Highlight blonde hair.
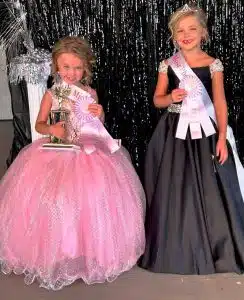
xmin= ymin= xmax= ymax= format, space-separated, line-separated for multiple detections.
xmin=169 ymin=4 xmax=209 ymax=41
xmin=52 ymin=36 xmax=95 ymax=85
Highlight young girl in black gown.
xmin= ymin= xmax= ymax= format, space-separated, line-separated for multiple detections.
xmin=139 ymin=4 xmax=244 ymax=275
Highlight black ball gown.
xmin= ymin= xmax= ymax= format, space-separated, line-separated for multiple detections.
xmin=139 ymin=62 xmax=244 ymax=275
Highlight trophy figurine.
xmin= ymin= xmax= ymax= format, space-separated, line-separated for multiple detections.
xmin=49 ymin=83 xmax=71 ymax=144
xmin=41 ymin=82 xmax=80 ymax=150
xmin=49 ymin=109 xmax=69 ymax=144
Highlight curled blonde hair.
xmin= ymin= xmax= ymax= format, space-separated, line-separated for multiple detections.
xmin=52 ymin=36 xmax=95 ymax=85
xmin=169 ymin=4 xmax=209 ymax=41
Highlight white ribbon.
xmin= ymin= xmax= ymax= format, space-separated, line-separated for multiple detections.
xmin=57 ymin=82 xmax=120 ymax=155
xmin=168 ymin=52 xmax=216 ymax=140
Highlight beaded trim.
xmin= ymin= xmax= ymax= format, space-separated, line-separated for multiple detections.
xmin=209 ymin=59 xmax=224 ymax=77
xmin=167 ymin=103 xmax=182 ymax=113
xmin=159 ymin=60 xmax=168 ymax=73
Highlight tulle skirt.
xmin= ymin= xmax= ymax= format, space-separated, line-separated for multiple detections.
xmin=0 ymin=138 xmax=145 ymax=290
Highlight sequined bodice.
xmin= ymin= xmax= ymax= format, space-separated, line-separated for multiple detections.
xmin=158 ymin=58 xmax=224 ymax=102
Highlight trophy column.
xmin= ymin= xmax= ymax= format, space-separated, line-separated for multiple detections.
xmin=49 ymin=109 xmax=69 ymax=144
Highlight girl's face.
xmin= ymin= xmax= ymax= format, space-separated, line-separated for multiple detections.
xmin=57 ymin=53 xmax=85 ymax=85
xmin=174 ymin=15 xmax=206 ymax=51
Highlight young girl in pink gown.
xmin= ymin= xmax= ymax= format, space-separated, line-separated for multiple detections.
xmin=0 ymin=36 xmax=145 ymax=290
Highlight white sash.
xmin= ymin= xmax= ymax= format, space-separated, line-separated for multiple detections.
xmin=168 ymin=52 xmax=216 ymax=140
xmin=168 ymin=52 xmax=244 ymax=198
xmin=54 ymin=81 xmax=120 ymax=154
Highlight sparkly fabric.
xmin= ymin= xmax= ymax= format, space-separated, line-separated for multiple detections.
xmin=0 ymin=89 xmax=146 ymax=290
xmin=8 ymin=49 xmax=51 ymax=85
xmin=209 ymin=59 xmax=224 ymax=77
xmin=167 ymin=103 xmax=181 ymax=113
xmin=159 ymin=60 xmax=168 ymax=73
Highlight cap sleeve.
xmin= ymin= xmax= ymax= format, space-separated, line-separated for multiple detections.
xmin=159 ymin=60 xmax=168 ymax=73
xmin=210 ymin=59 xmax=224 ymax=77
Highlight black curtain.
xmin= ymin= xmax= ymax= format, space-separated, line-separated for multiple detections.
xmin=6 ymin=0 xmax=244 ymax=178
xmin=6 ymin=80 xmax=31 ymax=167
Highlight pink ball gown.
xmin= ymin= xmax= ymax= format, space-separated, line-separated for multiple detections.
xmin=0 ymin=86 xmax=145 ymax=290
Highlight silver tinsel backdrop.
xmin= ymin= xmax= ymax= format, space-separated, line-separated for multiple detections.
xmin=14 ymin=0 xmax=244 ymax=176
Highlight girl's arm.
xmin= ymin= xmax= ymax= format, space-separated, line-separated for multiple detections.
xmin=88 ymin=88 xmax=105 ymax=123
xmin=212 ymin=71 xmax=228 ymax=140
xmin=153 ymin=72 xmax=173 ymax=108
xmin=211 ymin=61 xmax=228 ymax=164
xmin=35 ymin=91 xmax=65 ymax=138
xmin=153 ymin=60 xmax=187 ymax=108
xmin=35 ymin=91 xmax=53 ymax=135
xmin=153 ymin=72 xmax=172 ymax=108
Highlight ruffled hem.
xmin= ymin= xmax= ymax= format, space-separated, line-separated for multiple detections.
xmin=0 ymin=251 xmax=143 ymax=290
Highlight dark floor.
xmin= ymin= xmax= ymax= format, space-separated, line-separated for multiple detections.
xmin=1 ymin=120 xmax=244 ymax=299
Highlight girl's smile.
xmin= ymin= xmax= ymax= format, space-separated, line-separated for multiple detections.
xmin=57 ymin=53 xmax=85 ymax=85
xmin=174 ymin=15 xmax=206 ymax=51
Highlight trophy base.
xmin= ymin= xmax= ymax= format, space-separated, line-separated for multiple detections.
xmin=41 ymin=143 xmax=81 ymax=151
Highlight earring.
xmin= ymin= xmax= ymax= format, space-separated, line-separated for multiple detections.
xmin=201 ymin=37 xmax=208 ymax=48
